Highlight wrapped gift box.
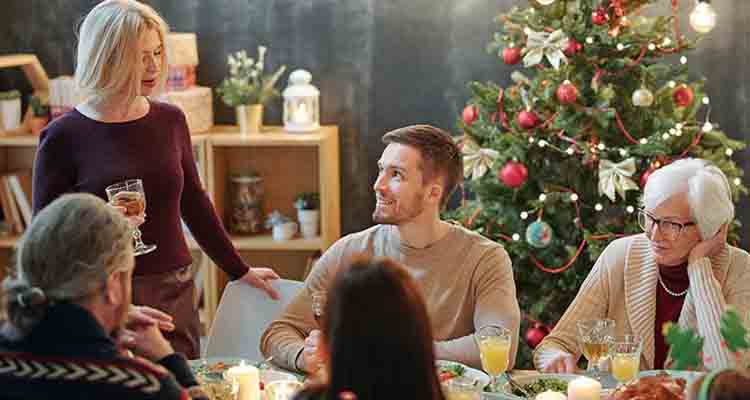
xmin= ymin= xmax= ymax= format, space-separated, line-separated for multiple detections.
xmin=167 ymin=33 xmax=199 ymax=91
xmin=159 ymin=86 xmax=213 ymax=133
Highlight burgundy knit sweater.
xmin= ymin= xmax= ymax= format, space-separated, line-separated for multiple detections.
xmin=32 ymin=101 xmax=247 ymax=279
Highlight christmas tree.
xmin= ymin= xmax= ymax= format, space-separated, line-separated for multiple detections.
xmin=450 ymin=0 xmax=747 ymax=368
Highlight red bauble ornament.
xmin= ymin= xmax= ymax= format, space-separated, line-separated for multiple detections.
xmin=592 ymin=7 xmax=609 ymax=25
xmin=673 ymin=85 xmax=695 ymax=107
xmin=503 ymin=47 xmax=522 ymax=65
xmin=462 ymin=105 xmax=478 ymax=126
xmin=556 ymin=81 xmax=578 ymax=104
xmin=498 ymin=161 xmax=528 ymax=188
xmin=564 ymin=38 xmax=583 ymax=56
xmin=517 ymin=110 xmax=539 ymax=129
xmin=525 ymin=323 xmax=551 ymax=349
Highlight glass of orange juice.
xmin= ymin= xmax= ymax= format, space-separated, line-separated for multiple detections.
xmin=474 ymin=325 xmax=512 ymax=388
xmin=610 ymin=335 xmax=642 ymax=385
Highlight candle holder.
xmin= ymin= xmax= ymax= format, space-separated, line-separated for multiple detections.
xmin=282 ymin=69 xmax=319 ymax=132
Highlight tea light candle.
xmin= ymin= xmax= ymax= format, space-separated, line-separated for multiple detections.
xmin=567 ymin=376 xmax=600 ymax=400
xmin=291 ymin=103 xmax=310 ymax=125
xmin=536 ymin=390 xmax=567 ymax=400
xmin=225 ymin=362 xmax=260 ymax=400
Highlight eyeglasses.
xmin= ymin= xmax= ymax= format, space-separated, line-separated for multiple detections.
xmin=637 ymin=209 xmax=696 ymax=241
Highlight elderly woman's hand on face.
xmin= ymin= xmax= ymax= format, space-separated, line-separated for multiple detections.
xmin=689 ymin=223 xmax=728 ymax=264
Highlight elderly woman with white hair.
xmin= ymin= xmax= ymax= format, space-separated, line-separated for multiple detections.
xmin=534 ymin=158 xmax=750 ymax=372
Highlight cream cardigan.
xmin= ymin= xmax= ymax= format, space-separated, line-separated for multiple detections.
xmin=534 ymin=234 xmax=750 ymax=371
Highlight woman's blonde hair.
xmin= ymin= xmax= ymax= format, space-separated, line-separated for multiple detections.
xmin=74 ymin=0 xmax=169 ymax=104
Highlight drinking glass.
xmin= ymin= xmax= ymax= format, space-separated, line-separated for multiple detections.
xmin=441 ymin=376 xmax=482 ymax=400
xmin=311 ymin=291 xmax=326 ymax=325
xmin=576 ymin=319 xmax=615 ymax=378
xmin=474 ymin=325 xmax=512 ymax=389
xmin=105 ymin=179 xmax=157 ymax=256
xmin=610 ymin=335 xmax=642 ymax=385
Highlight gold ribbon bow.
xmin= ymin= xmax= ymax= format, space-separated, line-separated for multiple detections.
xmin=598 ymin=157 xmax=640 ymax=202
xmin=462 ymin=138 xmax=499 ymax=180
xmin=523 ymin=29 xmax=568 ymax=70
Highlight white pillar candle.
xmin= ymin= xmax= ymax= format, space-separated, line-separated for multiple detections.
xmin=225 ymin=362 xmax=260 ymax=400
xmin=567 ymin=376 xmax=600 ymax=400
xmin=535 ymin=390 xmax=567 ymax=400
xmin=292 ymin=103 xmax=310 ymax=125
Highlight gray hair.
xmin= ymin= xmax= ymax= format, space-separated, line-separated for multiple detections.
xmin=641 ymin=158 xmax=734 ymax=240
xmin=2 ymin=193 xmax=133 ymax=337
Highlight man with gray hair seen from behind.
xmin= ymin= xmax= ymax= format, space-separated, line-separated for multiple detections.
xmin=0 ymin=193 xmax=208 ymax=400
xmin=261 ymin=124 xmax=521 ymax=373
xmin=535 ymin=158 xmax=750 ymax=373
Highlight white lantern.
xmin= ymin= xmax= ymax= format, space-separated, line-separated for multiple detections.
xmin=283 ymin=69 xmax=320 ymax=132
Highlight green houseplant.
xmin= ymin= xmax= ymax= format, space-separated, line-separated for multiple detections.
xmin=28 ymin=94 xmax=50 ymax=135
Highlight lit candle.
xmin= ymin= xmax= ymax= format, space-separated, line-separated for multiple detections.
xmin=536 ymin=390 xmax=567 ymax=400
xmin=567 ymin=376 xmax=600 ymax=400
xmin=225 ymin=361 xmax=260 ymax=400
xmin=292 ymin=103 xmax=310 ymax=125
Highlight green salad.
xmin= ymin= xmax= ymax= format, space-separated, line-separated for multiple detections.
xmin=512 ymin=378 xmax=568 ymax=397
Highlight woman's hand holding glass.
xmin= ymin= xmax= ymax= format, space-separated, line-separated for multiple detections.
xmin=105 ymin=179 xmax=156 ymax=256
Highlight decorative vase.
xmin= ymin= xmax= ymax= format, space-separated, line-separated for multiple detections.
xmin=297 ymin=209 xmax=320 ymax=239
xmin=236 ymin=104 xmax=263 ymax=135
xmin=0 ymin=98 xmax=21 ymax=131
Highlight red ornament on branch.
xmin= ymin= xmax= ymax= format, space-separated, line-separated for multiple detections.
xmin=673 ymin=85 xmax=694 ymax=107
xmin=556 ymin=81 xmax=578 ymax=104
xmin=517 ymin=110 xmax=539 ymax=130
xmin=462 ymin=105 xmax=478 ymax=126
xmin=564 ymin=38 xmax=583 ymax=56
xmin=525 ymin=322 xmax=551 ymax=349
xmin=592 ymin=7 xmax=609 ymax=25
xmin=503 ymin=47 xmax=522 ymax=65
xmin=498 ymin=161 xmax=528 ymax=188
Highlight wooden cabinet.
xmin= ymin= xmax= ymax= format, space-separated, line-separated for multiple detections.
xmin=0 ymin=126 xmax=341 ymax=330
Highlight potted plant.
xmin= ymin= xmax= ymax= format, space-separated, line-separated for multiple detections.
xmin=294 ymin=192 xmax=320 ymax=239
xmin=0 ymin=90 xmax=22 ymax=131
xmin=216 ymin=46 xmax=286 ymax=135
xmin=28 ymin=94 xmax=50 ymax=135
xmin=265 ymin=210 xmax=297 ymax=241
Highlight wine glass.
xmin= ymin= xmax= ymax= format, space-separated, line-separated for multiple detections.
xmin=474 ymin=325 xmax=512 ymax=390
xmin=311 ymin=291 xmax=326 ymax=325
xmin=442 ymin=376 xmax=482 ymax=400
xmin=610 ymin=335 xmax=642 ymax=386
xmin=105 ymin=179 xmax=157 ymax=256
xmin=576 ymin=319 xmax=615 ymax=379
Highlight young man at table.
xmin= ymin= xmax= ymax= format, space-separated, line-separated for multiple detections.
xmin=260 ymin=124 xmax=521 ymax=373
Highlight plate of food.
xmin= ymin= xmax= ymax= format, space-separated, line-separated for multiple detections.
xmin=189 ymin=357 xmax=299 ymax=387
xmin=609 ymin=370 xmax=702 ymax=399
xmin=491 ymin=373 xmax=577 ymax=399
xmin=436 ymin=360 xmax=491 ymax=389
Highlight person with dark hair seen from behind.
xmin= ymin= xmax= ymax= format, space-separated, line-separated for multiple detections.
xmin=0 ymin=193 xmax=207 ymax=399
xmin=687 ymin=369 xmax=750 ymax=400
xmin=293 ymin=256 xmax=446 ymax=400
xmin=32 ymin=0 xmax=279 ymax=359
xmin=262 ymin=124 xmax=520 ymax=373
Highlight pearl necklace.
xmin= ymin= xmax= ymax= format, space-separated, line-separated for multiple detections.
xmin=657 ymin=270 xmax=688 ymax=297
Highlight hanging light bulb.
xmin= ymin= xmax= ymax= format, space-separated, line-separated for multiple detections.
xmin=537 ymin=0 xmax=556 ymax=5
xmin=690 ymin=1 xmax=717 ymax=33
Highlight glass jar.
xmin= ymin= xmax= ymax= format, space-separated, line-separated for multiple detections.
xmin=229 ymin=174 xmax=264 ymax=234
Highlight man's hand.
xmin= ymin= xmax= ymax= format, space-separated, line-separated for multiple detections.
xmin=298 ymin=329 xmax=324 ymax=373
xmin=689 ymin=223 xmax=728 ymax=264
xmin=540 ymin=352 xmax=577 ymax=373
xmin=127 ymin=305 xmax=175 ymax=332
xmin=128 ymin=323 xmax=175 ymax=361
xmin=239 ymin=268 xmax=281 ymax=299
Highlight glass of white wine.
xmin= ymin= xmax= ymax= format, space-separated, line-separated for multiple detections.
xmin=576 ymin=319 xmax=615 ymax=378
xmin=105 ymin=179 xmax=156 ymax=256
xmin=474 ymin=325 xmax=512 ymax=390
xmin=610 ymin=335 xmax=642 ymax=386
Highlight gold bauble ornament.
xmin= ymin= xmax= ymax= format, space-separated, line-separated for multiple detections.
xmin=632 ymin=87 xmax=654 ymax=107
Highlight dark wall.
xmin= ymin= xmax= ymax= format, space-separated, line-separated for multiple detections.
xmin=1 ymin=0 xmax=749 ymax=244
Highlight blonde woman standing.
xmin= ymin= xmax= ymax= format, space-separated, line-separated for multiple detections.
xmin=32 ymin=0 xmax=279 ymax=359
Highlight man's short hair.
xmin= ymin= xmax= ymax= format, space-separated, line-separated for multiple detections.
xmin=382 ymin=125 xmax=462 ymax=208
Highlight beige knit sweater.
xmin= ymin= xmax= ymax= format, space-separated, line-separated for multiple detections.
xmin=534 ymin=234 xmax=750 ymax=371
xmin=260 ymin=223 xmax=521 ymax=371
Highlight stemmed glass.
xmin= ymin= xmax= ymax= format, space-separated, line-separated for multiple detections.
xmin=576 ymin=319 xmax=615 ymax=379
xmin=610 ymin=335 xmax=642 ymax=386
xmin=474 ymin=325 xmax=512 ymax=391
xmin=442 ymin=376 xmax=482 ymax=400
xmin=105 ymin=179 xmax=157 ymax=256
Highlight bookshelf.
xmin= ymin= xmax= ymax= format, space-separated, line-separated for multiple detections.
xmin=0 ymin=126 xmax=341 ymax=331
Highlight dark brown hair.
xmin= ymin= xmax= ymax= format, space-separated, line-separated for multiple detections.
xmin=689 ymin=370 xmax=750 ymax=400
xmin=295 ymin=256 xmax=445 ymax=400
xmin=382 ymin=124 xmax=462 ymax=208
